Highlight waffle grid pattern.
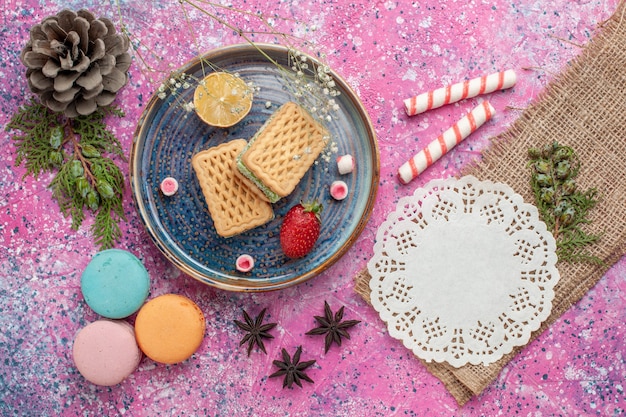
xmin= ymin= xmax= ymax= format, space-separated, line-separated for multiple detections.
xmin=192 ymin=139 xmax=274 ymax=237
xmin=241 ymin=102 xmax=329 ymax=197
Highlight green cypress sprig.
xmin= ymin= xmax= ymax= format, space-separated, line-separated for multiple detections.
xmin=527 ymin=142 xmax=604 ymax=265
xmin=6 ymin=99 xmax=127 ymax=250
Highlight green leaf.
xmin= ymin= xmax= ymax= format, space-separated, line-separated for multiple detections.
xmin=86 ymin=190 xmax=100 ymax=211
xmin=81 ymin=144 xmax=101 ymax=158
xmin=97 ymin=179 xmax=115 ymax=199
xmin=49 ymin=126 xmax=63 ymax=149
xmin=70 ymin=160 xmax=84 ymax=177
xmin=76 ymin=177 xmax=91 ymax=198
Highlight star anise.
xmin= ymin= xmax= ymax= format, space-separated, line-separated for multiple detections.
xmin=306 ymin=301 xmax=361 ymax=353
xmin=269 ymin=346 xmax=316 ymax=389
xmin=233 ymin=308 xmax=277 ymax=356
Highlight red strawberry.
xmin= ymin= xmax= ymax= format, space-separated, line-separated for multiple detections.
xmin=279 ymin=201 xmax=323 ymax=259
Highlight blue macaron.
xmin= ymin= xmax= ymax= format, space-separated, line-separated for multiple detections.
xmin=81 ymin=249 xmax=150 ymax=319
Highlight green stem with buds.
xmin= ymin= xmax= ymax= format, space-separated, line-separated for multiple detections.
xmin=528 ymin=142 xmax=604 ymax=265
xmin=6 ymin=99 xmax=127 ymax=250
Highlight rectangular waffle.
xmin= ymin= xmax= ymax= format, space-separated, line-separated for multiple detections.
xmin=236 ymin=102 xmax=329 ymax=203
xmin=192 ymin=139 xmax=274 ymax=237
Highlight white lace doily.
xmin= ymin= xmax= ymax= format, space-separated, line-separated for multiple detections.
xmin=368 ymin=176 xmax=560 ymax=367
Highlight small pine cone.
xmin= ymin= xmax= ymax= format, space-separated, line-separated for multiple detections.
xmin=20 ymin=9 xmax=131 ymax=117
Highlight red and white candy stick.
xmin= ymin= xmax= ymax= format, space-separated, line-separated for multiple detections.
xmin=398 ymin=101 xmax=495 ymax=184
xmin=404 ymin=70 xmax=515 ymax=116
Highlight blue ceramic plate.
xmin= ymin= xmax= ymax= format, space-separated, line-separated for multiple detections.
xmin=130 ymin=44 xmax=379 ymax=291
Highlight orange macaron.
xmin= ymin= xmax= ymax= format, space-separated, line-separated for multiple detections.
xmin=134 ymin=294 xmax=206 ymax=364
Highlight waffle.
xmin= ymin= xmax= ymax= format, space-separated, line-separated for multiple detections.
xmin=236 ymin=102 xmax=329 ymax=203
xmin=191 ymin=139 xmax=274 ymax=237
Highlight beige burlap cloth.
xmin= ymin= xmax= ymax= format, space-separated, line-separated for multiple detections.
xmin=354 ymin=0 xmax=626 ymax=406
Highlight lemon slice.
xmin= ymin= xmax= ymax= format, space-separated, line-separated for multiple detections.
xmin=193 ymin=72 xmax=253 ymax=128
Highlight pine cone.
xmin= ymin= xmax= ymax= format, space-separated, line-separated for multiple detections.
xmin=20 ymin=9 xmax=131 ymax=117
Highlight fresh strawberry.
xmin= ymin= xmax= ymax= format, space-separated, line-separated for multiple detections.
xmin=279 ymin=201 xmax=323 ymax=259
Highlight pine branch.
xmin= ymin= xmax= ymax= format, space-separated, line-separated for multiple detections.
xmin=92 ymin=198 xmax=124 ymax=250
xmin=527 ymin=142 xmax=604 ymax=266
xmin=6 ymin=99 xmax=127 ymax=250
xmin=72 ymin=107 xmax=126 ymax=159
xmin=7 ymin=99 xmax=64 ymax=178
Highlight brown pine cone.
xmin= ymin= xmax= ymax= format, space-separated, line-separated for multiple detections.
xmin=20 ymin=9 xmax=131 ymax=117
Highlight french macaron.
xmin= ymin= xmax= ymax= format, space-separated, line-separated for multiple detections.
xmin=134 ymin=294 xmax=205 ymax=364
xmin=72 ymin=319 xmax=142 ymax=386
xmin=81 ymin=249 xmax=150 ymax=319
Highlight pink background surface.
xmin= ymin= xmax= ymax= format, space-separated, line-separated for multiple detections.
xmin=1 ymin=0 xmax=625 ymax=415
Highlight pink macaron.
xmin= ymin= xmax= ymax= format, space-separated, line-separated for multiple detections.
xmin=72 ymin=319 xmax=142 ymax=386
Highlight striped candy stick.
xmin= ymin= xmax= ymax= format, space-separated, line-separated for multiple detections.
xmin=398 ymin=101 xmax=495 ymax=184
xmin=403 ymin=70 xmax=515 ymax=116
